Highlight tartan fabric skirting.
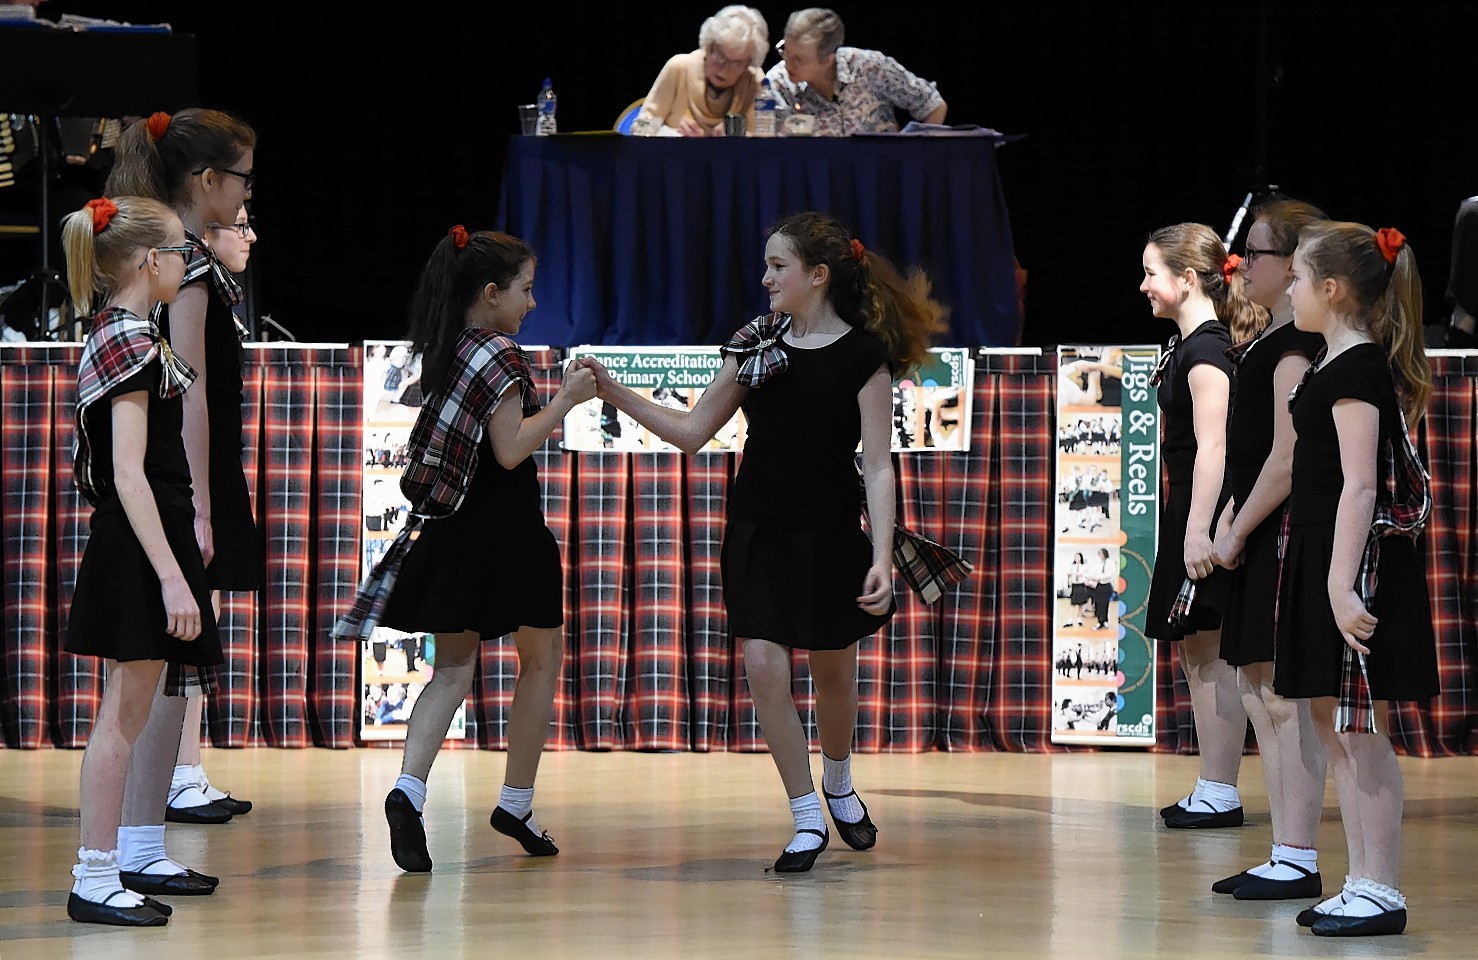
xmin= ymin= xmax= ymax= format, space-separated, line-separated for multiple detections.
xmin=3 ymin=344 xmax=1476 ymax=756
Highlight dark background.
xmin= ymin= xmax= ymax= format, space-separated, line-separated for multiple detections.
xmin=3 ymin=1 xmax=1475 ymax=348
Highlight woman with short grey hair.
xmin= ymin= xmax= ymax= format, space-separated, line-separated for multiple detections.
xmin=635 ymin=6 xmax=770 ymax=137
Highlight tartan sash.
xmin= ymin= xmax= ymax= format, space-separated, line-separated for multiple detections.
xmin=1336 ymin=404 xmax=1432 ymax=734
xmin=857 ymin=465 xmax=973 ymax=604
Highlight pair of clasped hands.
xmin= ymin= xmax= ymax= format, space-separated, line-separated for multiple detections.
xmin=1183 ymin=505 xmax=1377 ymax=656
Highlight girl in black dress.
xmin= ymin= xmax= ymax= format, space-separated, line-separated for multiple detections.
xmin=60 ymin=196 xmax=217 ymax=927
xmin=96 ymin=111 xmax=257 ymax=898
xmin=1276 ymin=222 xmax=1437 ymax=937
xmin=335 ymin=228 xmax=595 ymax=872
xmin=584 ymin=211 xmax=946 ymax=872
xmin=1138 ymin=223 xmax=1262 ymax=829
xmin=108 ymin=109 xmax=261 ymax=826
xmin=1208 ymin=198 xmax=1330 ymax=901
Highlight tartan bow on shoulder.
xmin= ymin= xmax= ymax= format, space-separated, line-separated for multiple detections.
xmin=721 ymin=313 xmax=792 ymax=387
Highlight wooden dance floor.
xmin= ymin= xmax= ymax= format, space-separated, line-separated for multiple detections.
xmin=3 ymin=750 xmax=1475 ymax=959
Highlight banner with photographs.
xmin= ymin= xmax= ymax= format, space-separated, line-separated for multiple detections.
xmin=562 ymin=345 xmax=973 ymax=453
xmin=358 ymin=340 xmax=466 ymax=743
xmin=1051 ymin=345 xmax=1160 ymax=747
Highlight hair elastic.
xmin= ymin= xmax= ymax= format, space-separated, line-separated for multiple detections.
xmin=1375 ymin=227 xmax=1405 ymax=264
xmin=449 ymin=224 xmax=469 ymax=250
xmin=146 ymin=111 xmax=172 ymax=140
xmin=849 ymin=238 xmax=865 ymax=262
xmin=1221 ymin=254 xmax=1242 ymax=284
xmin=84 ymin=197 xmax=118 ymax=233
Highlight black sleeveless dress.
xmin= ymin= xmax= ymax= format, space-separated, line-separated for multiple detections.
xmin=723 ymin=325 xmax=895 ymax=650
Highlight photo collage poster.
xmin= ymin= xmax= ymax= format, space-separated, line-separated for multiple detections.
xmin=359 ymin=340 xmax=466 ymax=742
xmin=562 ymin=345 xmax=973 ymax=454
xmin=1050 ymin=345 xmax=1160 ymax=746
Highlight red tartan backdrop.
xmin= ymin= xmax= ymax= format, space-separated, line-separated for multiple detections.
xmin=2 ymin=345 xmax=1475 ymax=755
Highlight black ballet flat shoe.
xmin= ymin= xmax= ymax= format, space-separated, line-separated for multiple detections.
xmin=1158 ymin=801 xmax=1187 ymax=819
xmin=1296 ymin=900 xmax=1340 ymax=927
xmin=385 ymin=789 xmax=432 ymax=873
xmin=773 ymin=829 xmax=829 ymax=873
xmin=214 ymin=795 xmax=253 ymax=816
xmin=1163 ymin=806 xmax=1244 ymax=829
xmin=1211 ymin=870 xmax=1256 ymax=895
xmin=67 ymin=891 xmax=168 ymax=927
xmin=1234 ymin=866 xmax=1321 ymax=901
xmin=119 ymin=868 xmax=218 ymax=896
xmin=490 ymin=806 xmax=559 ymax=857
xmin=823 ymin=789 xmax=878 ymax=851
xmin=139 ymin=896 xmax=173 ymax=917
xmin=1311 ymin=909 xmax=1407 ymax=937
xmin=164 ymin=799 xmax=234 ymax=825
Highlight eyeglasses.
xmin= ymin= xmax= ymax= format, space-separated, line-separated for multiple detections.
xmin=1244 ymin=246 xmax=1286 ymax=263
xmin=208 ymin=220 xmax=254 ymax=239
xmin=138 ymin=244 xmax=194 ymax=269
xmin=706 ymin=47 xmax=748 ymax=70
xmin=192 ymin=166 xmax=255 ymax=192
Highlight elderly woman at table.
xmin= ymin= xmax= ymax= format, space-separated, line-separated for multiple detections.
xmin=766 ymin=8 xmax=946 ymax=136
xmin=634 ymin=6 xmax=769 ymax=137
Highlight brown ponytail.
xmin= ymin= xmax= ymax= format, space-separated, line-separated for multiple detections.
xmin=1298 ymin=221 xmax=1431 ymax=423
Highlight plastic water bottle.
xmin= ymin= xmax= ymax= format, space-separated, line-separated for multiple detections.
xmin=536 ymin=78 xmax=557 ymax=135
xmin=752 ymin=78 xmax=776 ymax=138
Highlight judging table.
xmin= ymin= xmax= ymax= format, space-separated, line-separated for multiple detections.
xmin=495 ymin=133 xmax=1022 ymax=347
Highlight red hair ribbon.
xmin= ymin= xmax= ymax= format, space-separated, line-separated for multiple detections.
xmin=146 ymin=111 xmax=172 ymax=140
xmin=1375 ymin=227 xmax=1405 ymax=264
xmin=850 ymin=238 xmax=865 ymax=262
xmin=85 ymin=197 xmax=118 ymax=233
xmin=1221 ymin=253 xmax=1242 ymax=285
xmin=449 ymin=224 xmax=469 ymax=250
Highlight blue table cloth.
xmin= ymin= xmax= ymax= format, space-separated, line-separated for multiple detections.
xmin=495 ymin=134 xmax=1021 ymax=347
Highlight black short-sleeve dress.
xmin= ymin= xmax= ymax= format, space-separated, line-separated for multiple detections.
xmin=1144 ymin=319 xmax=1233 ymax=640
xmin=724 ymin=323 xmax=895 ymax=649
xmin=377 ymin=364 xmax=563 ymax=641
xmin=1273 ymin=343 xmax=1439 ymax=701
xmin=66 ymin=359 xmax=222 ymax=666
xmin=1219 ymin=322 xmax=1323 ymax=666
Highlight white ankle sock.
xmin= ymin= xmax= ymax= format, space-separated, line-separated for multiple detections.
xmin=71 ymin=847 xmax=145 ymax=907
xmin=498 ymin=785 xmax=542 ymax=835
xmin=1257 ymin=843 xmax=1317 ymax=880
xmin=116 ymin=825 xmax=185 ymax=875
xmin=1309 ymin=876 xmax=1356 ymax=916
xmin=784 ymin=791 xmax=826 ymax=853
xmin=822 ymin=754 xmax=864 ymax=823
xmin=394 ymin=774 xmax=427 ymax=813
xmin=169 ymin=764 xmax=213 ymax=809
xmin=1184 ymin=778 xmax=1240 ymax=813
xmin=195 ymin=763 xmax=231 ymax=802
xmin=1332 ymin=877 xmax=1406 ymax=917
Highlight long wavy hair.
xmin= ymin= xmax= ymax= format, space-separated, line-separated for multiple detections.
xmin=767 ymin=211 xmax=947 ymax=372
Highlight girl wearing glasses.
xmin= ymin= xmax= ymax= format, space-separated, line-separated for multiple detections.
xmin=1206 ymin=197 xmax=1329 ymax=902
xmin=91 ymin=109 xmax=258 ymax=897
xmin=1138 ymin=223 xmax=1261 ymax=830
xmin=580 ymin=211 xmax=946 ymax=872
xmin=1273 ymin=223 xmax=1437 ymax=937
xmin=335 ymin=228 xmax=595 ymax=872
xmin=59 ymin=195 xmax=219 ymax=927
